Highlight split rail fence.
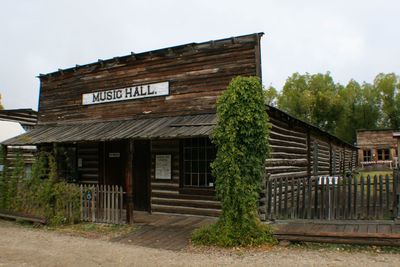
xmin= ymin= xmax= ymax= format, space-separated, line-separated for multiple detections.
xmin=266 ymin=172 xmax=400 ymax=220
xmin=80 ymin=184 xmax=125 ymax=224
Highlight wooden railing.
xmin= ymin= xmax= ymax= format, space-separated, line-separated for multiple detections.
xmin=360 ymin=160 xmax=394 ymax=169
xmin=266 ymin=172 xmax=399 ymax=221
xmin=80 ymin=184 xmax=125 ymax=224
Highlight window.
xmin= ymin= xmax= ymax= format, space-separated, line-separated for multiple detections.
xmin=182 ymin=138 xmax=216 ymax=188
xmin=377 ymin=148 xmax=390 ymax=161
xmin=57 ymin=146 xmax=78 ymax=182
xmin=363 ymin=150 xmax=372 ymax=161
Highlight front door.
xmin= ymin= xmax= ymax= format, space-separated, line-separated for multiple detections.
xmin=104 ymin=141 xmax=126 ymax=187
xmin=133 ymin=140 xmax=151 ymax=211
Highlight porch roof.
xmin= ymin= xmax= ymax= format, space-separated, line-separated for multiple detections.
xmin=1 ymin=113 xmax=217 ymax=145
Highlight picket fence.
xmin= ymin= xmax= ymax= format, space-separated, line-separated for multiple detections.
xmin=80 ymin=184 xmax=125 ymax=224
xmin=266 ymin=173 xmax=399 ymax=220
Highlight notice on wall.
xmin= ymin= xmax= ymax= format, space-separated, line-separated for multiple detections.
xmin=155 ymin=154 xmax=171 ymax=180
xmin=82 ymin=81 xmax=169 ymax=105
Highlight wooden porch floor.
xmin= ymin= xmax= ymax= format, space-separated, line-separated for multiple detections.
xmin=272 ymin=220 xmax=400 ymax=246
xmin=112 ymin=211 xmax=216 ymax=251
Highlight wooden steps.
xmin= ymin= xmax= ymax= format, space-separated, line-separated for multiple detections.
xmin=151 ymin=204 xmax=221 ymax=217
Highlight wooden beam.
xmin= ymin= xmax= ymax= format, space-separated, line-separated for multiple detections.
xmin=125 ymin=139 xmax=134 ymax=224
xmin=306 ymin=129 xmax=311 ymax=177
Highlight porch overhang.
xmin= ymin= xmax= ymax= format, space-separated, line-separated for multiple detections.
xmin=1 ymin=113 xmax=216 ymax=145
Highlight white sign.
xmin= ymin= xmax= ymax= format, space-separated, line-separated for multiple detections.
xmin=155 ymin=154 xmax=172 ymax=180
xmin=82 ymin=81 xmax=169 ymax=105
xmin=109 ymin=152 xmax=120 ymax=158
xmin=318 ymin=176 xmax=339 ymax=185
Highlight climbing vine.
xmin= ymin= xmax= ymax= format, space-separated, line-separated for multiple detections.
xmin=192 ymin=76 xmax=276 ymax=247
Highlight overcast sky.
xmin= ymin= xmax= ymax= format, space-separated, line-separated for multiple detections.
xmin=1 ymin=0 xmax=399 ymax=141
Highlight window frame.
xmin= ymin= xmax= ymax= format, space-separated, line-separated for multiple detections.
xmin=363 ymin=149 xmax=372 ymax=161
xmin=179 ymin=138 xmax=216 ymax=193
xmin=377 ymin=148 xmax=390 ymax=161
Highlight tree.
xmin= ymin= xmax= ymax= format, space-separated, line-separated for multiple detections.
xmin=277 ymin=72 xmax=342 ymax=134
xmin=264 ymin=85 xmax=278 ymax=106
xmin=335 ymin=80 xmax=381 ymax=143
xmin=192 ymin=76 xmax=275 ymax=247
xmin=374 ymin=73 xmax=400 ymax=129
xmin=0 ymin=94 xmax=3 ymax=110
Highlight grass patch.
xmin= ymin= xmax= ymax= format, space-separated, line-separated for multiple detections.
xmin=191 ymin=221 xmax=277 ymax=248
xmin=355 ymin=171 xmax=392 ymax=178
xmin=289 ymin=241 xmax=400 ymax=254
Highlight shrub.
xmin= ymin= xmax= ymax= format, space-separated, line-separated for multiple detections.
xmin=0 ymin=149 xmax=80 ymax=225
xmin=192 ymin=76 xmax=276 ymax=247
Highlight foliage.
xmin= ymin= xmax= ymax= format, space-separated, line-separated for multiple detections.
xmin=192 ymin=220 xmax=276 ymax=247
xmin=0 ymin=149 xmax=80 ymax=225
xmin=0 ymin=146 xmax=9 ymax=209
xmin=0 ymin=94 xmax=3 ymax=110
xmin=192 ymin=76 xmax=276 ymax=247
xmin=277 ymin=72 xmax=342 ymax=134
xmin=275 ymin=72 xmax=400 ymax=144
xmin=264 ymin=86 xmax=278 ymax=106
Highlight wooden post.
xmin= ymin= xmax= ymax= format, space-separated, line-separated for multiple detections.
xmin=329 ymin=140 xmax=333 ymax=176
xmin=125 ymin=139 xmax=134 ymax=224
xmin=306 ymin=130 xmax=311 ymax=178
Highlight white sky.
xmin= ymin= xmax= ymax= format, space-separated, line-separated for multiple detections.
xmin=1 ymin=0 xmax=399 ymax=141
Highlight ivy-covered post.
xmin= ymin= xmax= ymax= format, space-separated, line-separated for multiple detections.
xmin=192 ymin=76 xmax=275 ymax=247
xmin=0 ymin=145 xmax=8 ymax=210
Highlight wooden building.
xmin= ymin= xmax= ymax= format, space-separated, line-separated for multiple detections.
xmin=1 ymin=33 xmax=357 ymax=221
xmin=356 ymin=129 xmax=398 ymax=169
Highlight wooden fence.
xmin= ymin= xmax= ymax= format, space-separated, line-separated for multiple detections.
xmin=80 ymin=184 xmax=125 ymax=224
xmin=266 ymin=172 xmax=399 ymax=220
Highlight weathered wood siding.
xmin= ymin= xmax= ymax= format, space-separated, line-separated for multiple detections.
xmin=77 ymin=143 xmax=100 ymax=184
xmin=266 ymin=116 xmax=308 ymax=179
xmin=310 ymin=136 xmax=331 ymax=176
xmin=150 ymin=139 xmax=221 ymax=217
xmin=37 ymin=34 xmax=262 ymax=125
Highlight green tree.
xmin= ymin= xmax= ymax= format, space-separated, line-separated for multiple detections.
xmin=264 ymin=85 xmax=278 ymax=106
xmin=277 ymin=72 xmax=342 ymax=133
xmin=0 ymin=94 xmax=3 ymax=110
xmin=374 ymin=73 xmax=400 ymax=129
xmin=335 ymin=80 xmax=381 ymax=143
xmin=192 ymin=76 xmax=275 ymax=247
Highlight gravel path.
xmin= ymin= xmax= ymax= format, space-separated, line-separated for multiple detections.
xmin=0 ymin=220 xmax=399 ymax=267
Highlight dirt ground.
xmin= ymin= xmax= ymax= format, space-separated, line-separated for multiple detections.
xmin=0 ymin=220 xmax=399 ymax=267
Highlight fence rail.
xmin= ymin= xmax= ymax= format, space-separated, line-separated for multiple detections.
xmin=80 ymin=184 xmax=125 ymax=224
xmin=266 ymin=172 xmax=399 ymax=220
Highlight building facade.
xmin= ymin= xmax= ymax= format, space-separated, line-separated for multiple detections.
xmin=356 ymin=129 xmax=398 ymax=169
xmin=2 ymin=33 xmax=357 ymax=221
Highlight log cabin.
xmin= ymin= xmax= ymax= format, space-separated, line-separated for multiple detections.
xmin=1 ymin=33 xmax=357 ymax=221
xmin=356 ymin=129 xmax=399 ymax=169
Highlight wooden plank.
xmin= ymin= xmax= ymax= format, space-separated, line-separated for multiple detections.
xmin=373 ymin=175 xmax=378 ymax=218
xmin=347 ymin=177 xmax=352 ymax=219
xmin=302 ymin=178 xmax=306 ymax=219
xmin=367 ymin=176 xmax=371 ymax=218
xmin=353 ymin=176 xmax=358 ymax=219
xmin=360 ymin=176 xmax=365 ymax=219
xmin=284 ymin=177 xmax=288 ymax=219
xmin=379 ymin=175 xmax=384 ymax=219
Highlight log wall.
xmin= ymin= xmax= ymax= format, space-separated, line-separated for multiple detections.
xmin=149 ymin=139 xmax=221 ymax=217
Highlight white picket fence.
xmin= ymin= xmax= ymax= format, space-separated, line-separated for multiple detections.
xmin=80 ymin=184 xmax=126 ymax=224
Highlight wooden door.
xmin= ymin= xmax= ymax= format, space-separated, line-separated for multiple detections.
xmin=133 ymin=140 xmax=151 ymax=211
xmin=104 ymin=141 xmax=126 ymax=187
